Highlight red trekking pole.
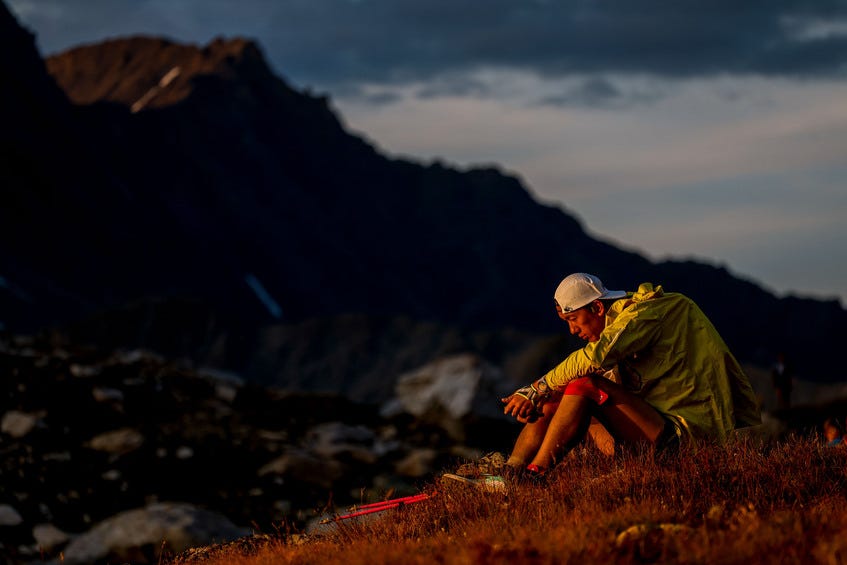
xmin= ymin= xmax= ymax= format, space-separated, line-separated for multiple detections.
xmin=321 ymin=493 xmax=432 ymax=523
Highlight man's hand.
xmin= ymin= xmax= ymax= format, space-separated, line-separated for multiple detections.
xmin=501 ymin=378 xmax=553 ymax=423
xmin=501 ymin=391 xmax=540 ymax=423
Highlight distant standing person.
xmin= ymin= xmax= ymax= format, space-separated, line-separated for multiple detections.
xmin=771 ymin=352 xmax=794 ymax=411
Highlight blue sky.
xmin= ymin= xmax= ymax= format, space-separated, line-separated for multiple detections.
xmin=9 ymin=0 xmax=847 ymax=304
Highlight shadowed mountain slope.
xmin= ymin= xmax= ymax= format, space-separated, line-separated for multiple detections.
xmin=2 ymin=1 xmax=845 ymax=383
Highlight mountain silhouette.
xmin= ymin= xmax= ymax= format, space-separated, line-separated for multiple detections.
xmin=2 ymin=1 xmax=844 ymax=386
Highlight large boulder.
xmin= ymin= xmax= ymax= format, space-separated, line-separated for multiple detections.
xmin=57 ymin=502 xmax=249 ymax=565
xmin=381 ymin=353 xmax=513 ymax=440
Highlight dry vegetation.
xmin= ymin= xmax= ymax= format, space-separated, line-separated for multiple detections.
xmin=170 ymin=435 xmax=847 ymax=565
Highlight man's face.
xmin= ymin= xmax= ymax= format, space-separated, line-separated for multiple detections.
xmin=555 ymin=301 xmax=606 ymax=342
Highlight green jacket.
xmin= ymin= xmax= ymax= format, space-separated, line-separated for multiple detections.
xmin=542 ymin=283 xmax=762 ymax=443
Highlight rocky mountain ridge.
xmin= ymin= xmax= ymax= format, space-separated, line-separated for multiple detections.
xmin=1 ymin=0 xmax=845 ymax=392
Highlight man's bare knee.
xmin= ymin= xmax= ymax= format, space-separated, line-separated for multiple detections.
xmin=568 ymin=375 xmax=666 ymax=444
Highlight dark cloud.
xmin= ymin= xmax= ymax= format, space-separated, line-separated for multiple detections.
xmin=415 ymin=75 xmax=492 ymax=99
xmin=10 ymin=0 xmax=847 ymax=92
xmin=537 ymin=77 xmax=663 ymax=108
xmin=539 ymin=77 xmax=619 ymax=108
xmin=360 ymin=90 xmax=403 ymax=105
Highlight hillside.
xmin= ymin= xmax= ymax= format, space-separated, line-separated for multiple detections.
xmin=169 ymin=438 xmax=847 ymax=565
xmin=1 ymin=0 xmax=846 ymax=393
xmin=2 ymin=333 xmax=846 ymax=565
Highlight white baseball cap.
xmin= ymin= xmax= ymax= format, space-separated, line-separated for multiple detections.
xmin=554 ymin=273 xmax=627 ymax=313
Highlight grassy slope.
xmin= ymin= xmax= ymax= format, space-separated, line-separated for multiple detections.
xmin=169 ymin=435 xmax=847 ymax=564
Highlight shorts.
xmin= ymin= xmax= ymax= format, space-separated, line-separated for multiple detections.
xmin=655 ymin=417 xmax=682 ymax=453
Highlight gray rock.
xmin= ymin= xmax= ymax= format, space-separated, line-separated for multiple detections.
xmin=32 ymin=523 xmax=71 ymax=552
xmin=197 ymin=367 xmax=245 ymax=385
xmin=1 ymin=410 xmax=40 ymax=438
xmin=215 ymin=383 xmax=239 ymax=403
xmin=69 ymin=363 xmax=101 ymax=378
xmin=381 ymin=354 xmax=512 ymax=438
xmin=394 ymin=448 xmax=438 ymax=478
xmin=0 ymin=504 xmax=23 ymax=526
xmin=85 ymin=428 xmax=145 ymax=455
xmin=111 ymin=349 xmax=163 ymax=365
xmin=59 ymin=502 xmax=249 ymax=565
xmin=258 ymin=449 xmax=344 ymax=489
xmin=306 ymin=422 xmax=379 ymax=463
xmin=92 ymin=387 xmax=125 ymax=403
xmin=102 ymin=469 xmax=122 ymax=481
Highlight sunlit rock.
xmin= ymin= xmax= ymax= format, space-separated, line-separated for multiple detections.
xmin=381 ymin=353 xmax=512 ymax=439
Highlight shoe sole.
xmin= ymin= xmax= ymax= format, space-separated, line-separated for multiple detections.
xmin=441 ymin=473 xmax=507 ymax=493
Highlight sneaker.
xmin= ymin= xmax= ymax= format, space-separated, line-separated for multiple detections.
xmin=441 ymin=473 xmax=508 ymax=493
xmin=503 ymin=463 xmax=548 ymax=485
xmin=453 ymin=451 xmax=507 ymax=478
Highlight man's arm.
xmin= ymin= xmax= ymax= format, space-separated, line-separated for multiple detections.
xmin=544 ymin=309 xmax=662 ymax=388
xmin=502 ymin=377 xmax=554 ymax=422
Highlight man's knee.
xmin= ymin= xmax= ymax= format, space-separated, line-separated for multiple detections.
xmin=562 ymin=375 xmax=611 ymax=405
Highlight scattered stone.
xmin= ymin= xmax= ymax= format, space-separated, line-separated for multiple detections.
xmin=1 ymin=410 xmax=40 ymax=438
xmin=215 ymin=383 xmax=238 ymax=403
xmin=394 ymin=448 xmax=438 ymax=478
xmin=258 ymin=449 xmax=344 ymax=489
xmin=0 ymin=335 xmax=529 ymax=561
xmin=306 ymin=422 xmax=378 ymax=463
xmin=256 ymin=429 xmax=288 ymax=442
xmin=0 ymin=504 xmax=23 ymax=526
xmin=32 ymin=523 xmax=71 ymax=552
xmin=112 ymin=349 xmax=162 ymax=365
xmin=85 ymin=428 xmax=145 ymax=455
xmin=102 ymin=469 xmax=122 ymax=481
xmin=92 ymin=387 xmax=125 ymax=403
xmin=69 ymin=363 xmax=101 ymax=378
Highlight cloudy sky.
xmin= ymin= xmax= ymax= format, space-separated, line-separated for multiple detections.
xmin=9 ymin=0 xmax=847 ymax=304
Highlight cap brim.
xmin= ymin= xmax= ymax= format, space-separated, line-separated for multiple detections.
xmin=600 ymin=290 xmax=627 ymax=300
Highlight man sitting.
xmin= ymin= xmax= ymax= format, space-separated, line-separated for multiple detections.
xmin=446 ymin=272 xmax=761 ymax=486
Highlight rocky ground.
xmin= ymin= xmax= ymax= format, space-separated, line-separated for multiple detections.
xmin=0 ymin=333 xmax=517 ymax=564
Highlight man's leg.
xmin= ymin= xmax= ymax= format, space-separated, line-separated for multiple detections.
xmin=528 ymin=394 xmax=593 ymax=468
xmin=507 ymin=403 xmax=616 ymax=466
xmin=588 ymin=376 xmax=666 ymax=445
xmin=506 ymin=400 xmax=560 ymax=467
xmin=514 ymin=376 xmax=667 ymax=469
xmin=587 ymin=417 xmax=615 ymax=456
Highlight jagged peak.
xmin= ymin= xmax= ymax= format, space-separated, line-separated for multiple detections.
xmin=45 ymin=34 xmax=281 ymax=110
